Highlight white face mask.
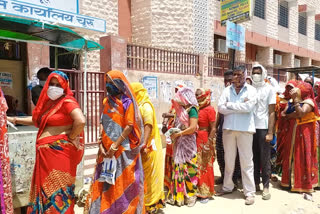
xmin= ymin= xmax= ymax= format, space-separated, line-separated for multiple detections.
xmin=252 ymin=74 xmax=263 ymax=82
xmin=39 ymin=80 xmax=46 ymax=87
xmin=47 ymin=86 xmax=64 ymax=100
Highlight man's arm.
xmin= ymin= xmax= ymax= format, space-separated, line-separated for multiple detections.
xmin=266 ymin=104 xmax=276 ymax=142
xmin=225 ymin=92 xmax=257 ymax=113
xmin=218 ymin=89 xmax=237 ymax=115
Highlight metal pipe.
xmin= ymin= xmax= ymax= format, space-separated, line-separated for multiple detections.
xmin=55 ymin=47 xmax=58 ymax=70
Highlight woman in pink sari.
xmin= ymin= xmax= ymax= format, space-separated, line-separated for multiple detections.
xmin=166 ymin=87 xmax=199 ymax=207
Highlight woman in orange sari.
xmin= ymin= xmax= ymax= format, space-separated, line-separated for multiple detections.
xmin=8 ymin=70 xmax=85 ymax=213
xmin=195 ymin=89 xmax=216 ymax=203
xmin=85 ymin=70 xmax=145 ymax=214
xmin=279 ymin=81 xmax=319 ymax=192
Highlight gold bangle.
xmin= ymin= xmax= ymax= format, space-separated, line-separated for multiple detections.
xmin=110 ymin=144 xmax=118 ymax=151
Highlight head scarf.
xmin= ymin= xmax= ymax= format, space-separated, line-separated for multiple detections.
xmin=283 ymin=80 xmax=300 ymax=100
xmin=172 ymin=87 xmax=198 ymax=127
xmin=32 ymin=70 xmax=74 ymax=128
xmin=196 ymin=88 xmax=211 ymax=109
xmin=251 ymin=64 xmax=267 ymax=88
xmin=131 ymin=82 xmax=158 ymax=145
xmin=297 ymin=81 xmax=319 ymax=116
xmin=105 ymin=70 xmax=144 ymax=148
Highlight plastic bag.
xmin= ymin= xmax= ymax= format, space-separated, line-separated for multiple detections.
xmin=164 ymin=127 xmax=181 ymax=144
xmin=98 ymin=156 xmax=117 ymax=185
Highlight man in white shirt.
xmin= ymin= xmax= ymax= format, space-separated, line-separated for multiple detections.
xmin=217 ymin=66 xmax=257 ymax=205
xmin=251 ymin=64 xmax=276 ymax=200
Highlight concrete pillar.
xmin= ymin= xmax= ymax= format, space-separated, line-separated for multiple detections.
xmin=256 ymin=47 xmax=273 ymax=67
xmin=27 ymin=43 xmax=49 ymax=79
xmin=100 ymin=36 xmax=127 ymax=72
xmin=283 ymin=53 xmax=294 ymax=67
xmin=199 ymin=54 xmax=208 ymax=88
xmin=301 ymin=57 xmax=312 ymax=66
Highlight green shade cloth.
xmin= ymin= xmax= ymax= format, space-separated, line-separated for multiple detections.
xmin=0 ymin=16 xmax=103 ymax=51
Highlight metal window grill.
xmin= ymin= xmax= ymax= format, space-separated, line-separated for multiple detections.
xmin=299 ymin=13 xmax=307 ymax=35
xmin=127 ymin=44 xmax=199 ymax=75
xmin=315 ymin=23 xmax=320 ymax=41
xmin=254 ymin=0 xmax=266 ymax=19
xmin=278 ymin=1 xmax=289 ymax=28
xmin=208 ymin=53 xmax=252 ymax=77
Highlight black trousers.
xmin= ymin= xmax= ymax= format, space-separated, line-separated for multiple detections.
xmin=253 ymin=129 xmax=271 ymax=188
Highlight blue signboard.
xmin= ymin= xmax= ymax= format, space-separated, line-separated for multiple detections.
xmin=226 ymin=20 xmax=245 ymax=51
xmin=0 ymin=0 xmax=106 ymax=32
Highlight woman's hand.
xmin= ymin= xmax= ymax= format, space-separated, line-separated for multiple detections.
xmin=105 ymin=145 xmax=117 ymax=158
xmin=289 ymin=88 xmax=299 ymax=100
xmin=99 ymin=143 xmax=107 ymax=157
xmin=7 ymin=116 xmax=16 ymax=125
xmin=68 ymin=136 xmax=80 ymax=149
xmin=265 ymin=133 xmax=273 ymax=142
xmin=171 ymin=132 xmax=181 ymax=141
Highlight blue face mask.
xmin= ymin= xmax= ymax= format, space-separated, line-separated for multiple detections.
xmin=106 ymin=83 xmax=121 ymax=96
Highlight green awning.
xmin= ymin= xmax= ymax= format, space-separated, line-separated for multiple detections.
xmin=0 ymin=16 xmax=103 ymax=51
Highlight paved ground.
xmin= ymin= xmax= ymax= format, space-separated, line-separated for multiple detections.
xmin=75 ymin=152 xmax=320 ymax=214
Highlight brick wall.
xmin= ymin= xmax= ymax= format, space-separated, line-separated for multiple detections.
xmin=79 ymin=0 xmax=119 ymax=73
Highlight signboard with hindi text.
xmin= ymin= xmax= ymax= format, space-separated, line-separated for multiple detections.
xmin=226 ymin=21 xmax=245 ymax=51
xmin=17 ymin=0 xmax=79 ymax=14
xmin=0 ymin=0 xmax=106 ymax=32
xmin=221 ymin=0 xmax=251 ymax=25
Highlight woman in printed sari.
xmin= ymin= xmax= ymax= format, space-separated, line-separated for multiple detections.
xmin=167 ymin=87 xmax=199 ymax=207
xmin=8 ymin=70 xmax=86 ymax=213
xmin=279 ymin=81 xmax=319 ymax=192
xmin=85 ymin=70 xmax=145 ymax=214
xmin=0 ymin=88 xmax=13 ymax=214
xmin=131 ymin=82 xmax=165 ymax=214
xmin=195 ymin=88 xmax=216 ymax=203
xmin=162 ymin=84 xmax=185 ymax=198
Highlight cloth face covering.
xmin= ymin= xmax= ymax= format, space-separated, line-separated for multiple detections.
xmin=47 ymin=86 xmax=64 ymax=100
xmin=106 ymin=83 xmax=121 ymax=96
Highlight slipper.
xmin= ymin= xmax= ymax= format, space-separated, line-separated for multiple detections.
xmin=215 ymin=189 xmax=233 ymax=196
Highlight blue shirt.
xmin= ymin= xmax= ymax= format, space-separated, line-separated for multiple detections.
xmin=218 ymin=83 xmax=257 ymax=133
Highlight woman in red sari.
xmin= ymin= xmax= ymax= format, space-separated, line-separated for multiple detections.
xmin=279 ymin=81 xmax=319 ymax=192
xmin=195 ymin=89 xmax=216 ymax=203
xmin=8 ymin=70 xmax=85 ymax=213
xmin=0 ymin=88 xmax=13 ymax=214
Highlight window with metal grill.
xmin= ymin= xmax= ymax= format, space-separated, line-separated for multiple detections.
xmin=278 ymin=1 xmax=289 ymax=28
xmin=299 ymin=13 xmax=307 ymax=35
xmin=315 ymin=23 xmax=320 ymax=41
xmin=254 ymin=0 xmax=266 ymax=19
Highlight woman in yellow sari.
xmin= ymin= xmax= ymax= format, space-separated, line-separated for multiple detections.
xmin=131 ymin=82 xmax=165 ymax=214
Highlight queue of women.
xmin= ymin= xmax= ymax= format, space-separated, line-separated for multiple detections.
xmin=0 ymin=66 xmax=320 ymax=214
